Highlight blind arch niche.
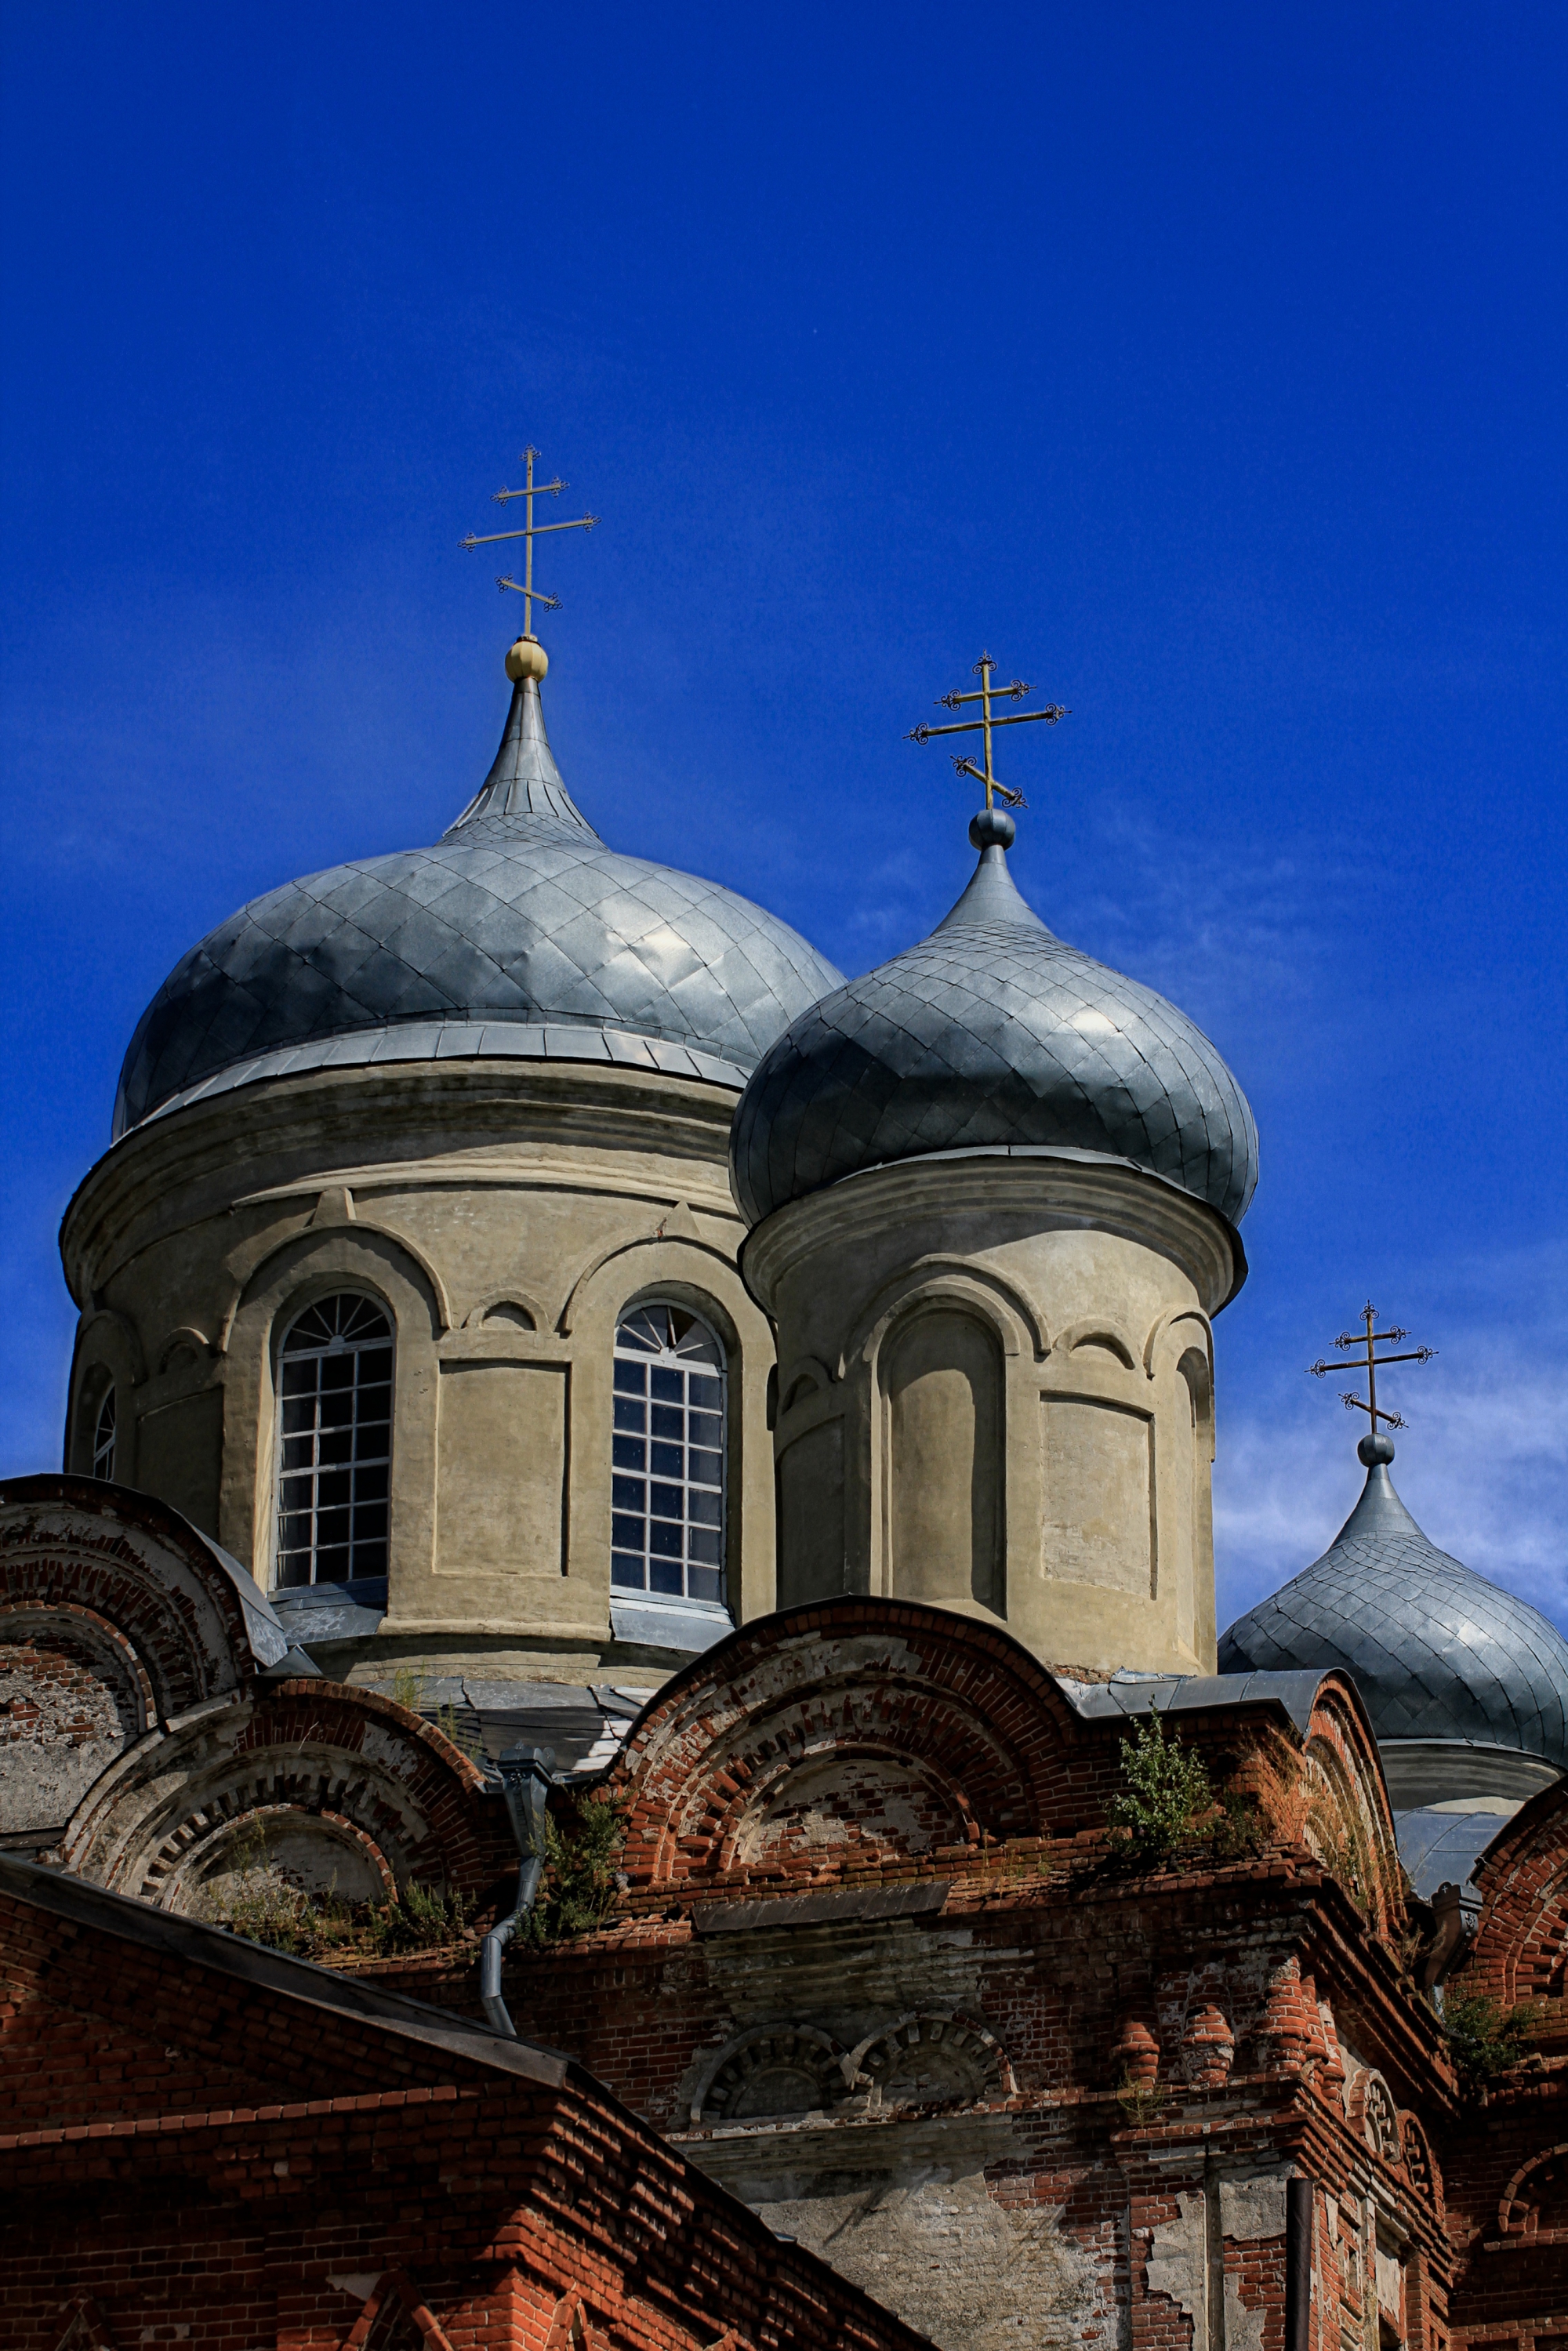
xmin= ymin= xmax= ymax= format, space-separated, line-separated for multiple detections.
xmin=882 ymin=1304 xmax=1004 ymax=1616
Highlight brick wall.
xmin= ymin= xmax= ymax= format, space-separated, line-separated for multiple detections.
xmin=0 ymin=1865 xmax=931 ymax=2351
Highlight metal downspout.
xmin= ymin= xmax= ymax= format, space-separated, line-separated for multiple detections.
xmin=1286 ymin=2175 xmax=1313 ymax=2351
xmin=480 ymin=1744 xmax=554 ymax=2038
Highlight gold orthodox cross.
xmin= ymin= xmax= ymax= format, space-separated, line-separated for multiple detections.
xmin=1308 ymin=1302 xmax=1435 ymax=1431
xmin=906 ymin=651 xmax=1069 ymax=812
xmin=459 ymin=447 xmax=600 ymax=639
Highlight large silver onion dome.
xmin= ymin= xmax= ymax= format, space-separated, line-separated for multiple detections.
xmin=1218 ymin=1442 xmax=1568 ymax=1780
xmin=114 ymin=673 xmax=844 ymax=1137
xmin=731 ymin=835 xmax=1258 ymax=1229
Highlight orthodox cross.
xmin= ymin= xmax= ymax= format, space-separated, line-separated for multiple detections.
xmin=906 ymin=651 xmax=1069 ymax=813
xmin=459 ymin=448 xmax=600 ymax=639
xmin=1308 ymin=1302 xmax=1435 ymax=1432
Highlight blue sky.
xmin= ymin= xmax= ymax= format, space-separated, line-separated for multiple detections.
xmin=2 ymin=2 xmax=1563 ymax=1629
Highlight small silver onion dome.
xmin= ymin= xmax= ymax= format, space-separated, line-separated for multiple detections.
xmin=1218 ymin=1438 xmax=1568 ymax=1780
xmin=730 ymin=836 xmax=1258 ymax=1228
xmin=114 ymin=669 xmax=844 ymax=1136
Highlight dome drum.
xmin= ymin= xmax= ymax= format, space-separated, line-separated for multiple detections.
xmin=63 ymin=662 xmax=849 ymax=1684
xmin=748 ymin=1150 xmax=1227 ymax=1679
xmin=731 ymin=833 xmax=1255 ymax=1685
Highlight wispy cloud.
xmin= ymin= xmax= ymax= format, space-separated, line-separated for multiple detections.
xmin=1063 ymin=804 xmax=1367 ymax=1046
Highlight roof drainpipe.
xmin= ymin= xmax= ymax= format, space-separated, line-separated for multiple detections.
xmin=1286 ymin=2175 xmax=1313 ymax=2351
xmin=480 ymin=1744 xmax=554 ymax=2039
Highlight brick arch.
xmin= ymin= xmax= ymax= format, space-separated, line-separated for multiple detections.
xmin=844 ymin=2011 xmax=1014 ymax=2107
xmin=0 ymin=1476 xmax=285 ymax=1725
xmin=1500 ymin=2142 xmax=1568 ymax=2239
xmin=57 ymin=1682 xmax=511 ymax=1909
xmin=1468 ymin=1777 xmax=1568 ymax=2005
xmin=1399 ymin=2111 xmax=1442 ymax=2215
xmin=614 ymin=1599 xmax=1083 ymax=1888
xmin=1298 ymin=1679 xmax=1405 ymax=1938
xmin=151 ymin=1797 xmax=400 ymax=1913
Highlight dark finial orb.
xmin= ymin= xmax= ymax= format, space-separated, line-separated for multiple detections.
xmin=1358 ymin=1431 xmax=1396 ymax=1468
xmin=968 ymin=805 xmax=1016 ymax=851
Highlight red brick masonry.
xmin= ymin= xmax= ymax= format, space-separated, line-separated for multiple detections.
xmin=0 ymin=1856 xmax=930 ymax=2351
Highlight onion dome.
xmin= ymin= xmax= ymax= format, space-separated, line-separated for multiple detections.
xmin=114 ymin=650 xmax=844 ymax=1137
xmin=730 ymin=821 xmax=1258 ymax=1230
xmin=1218 ymin=1435 xmax=1568 ymax=1790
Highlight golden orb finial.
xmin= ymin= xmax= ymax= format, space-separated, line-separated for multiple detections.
xmin=505 ymin=635 xmax=549 ymax=685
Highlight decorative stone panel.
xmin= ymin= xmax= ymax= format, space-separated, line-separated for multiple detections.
xmin=692 ymin=2025 xmax=847 ymax=2122
xmin=844 ymin=2012 xmax=1014 ymax=2106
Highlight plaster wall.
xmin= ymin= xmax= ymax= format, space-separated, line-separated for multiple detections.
xmin=58 ymin=1058 xmax=778 ymax=1680
xmin=745 ymin=1154 xmax=1238 ymax=1677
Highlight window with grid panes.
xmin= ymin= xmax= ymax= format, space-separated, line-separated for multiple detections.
xmin=611 ymin=1304 xmax=727 ymax=1605
xmin=274 ymin=1294 xmax=393 ymax=1587
xmin=92 ymin=1386 xmax=116 ymax=1480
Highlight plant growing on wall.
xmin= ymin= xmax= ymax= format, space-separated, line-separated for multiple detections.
xmin=1105 ymin=1711 xmax=1214 ymax=1868
xmin=1443 ymin=1991 xmax=1537 ymax=2092
xmin=517 ymin=1790 xmax=627 ymax=1948
xmin=202 ymin=1819 xmax=474 ymax=1960
xmin=1210 ymin=1782 xmax=1265 ymax=1862
xmin=1114 ymin=2069 xmax=1171 ymax=2128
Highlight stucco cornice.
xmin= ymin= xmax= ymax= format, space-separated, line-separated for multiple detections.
xmin=741 ymin=1149 xmax=1244 ymax=1322
xmin=60 ymin=1057 xmax=742 ymax=1304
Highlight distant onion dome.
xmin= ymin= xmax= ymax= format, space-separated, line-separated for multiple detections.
xmin=730 ymin=815 xmax=1258 ymax=1231
xmin=1219 ymin=1435 xmax=1568 ymax=1798
xmin=114 ymin=643 xmax=845 ymax=1138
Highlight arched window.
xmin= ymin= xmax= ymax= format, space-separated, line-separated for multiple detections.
xmin=611 ymin=1304 xmax=726 ymax=1605
xmin=92 ymin=1385 xmax=116 ymax=1480
xmin=275 ymin=1293 xmax=394 ymax=1589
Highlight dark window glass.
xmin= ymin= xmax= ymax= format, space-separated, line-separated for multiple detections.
xmin=274 ymin=1293 xmax=394 ymax=1589
xmin=92 ymin=1387 xmax=116 ymax=1480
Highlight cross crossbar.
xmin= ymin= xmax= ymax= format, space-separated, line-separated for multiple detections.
xmin=1308 ymin=1301 xmax=1436 ymax=1433
xmin=460 ymin=448 xmax=599 ymax=640
xmin=906 ymin=651 xmax=1069 ymax=817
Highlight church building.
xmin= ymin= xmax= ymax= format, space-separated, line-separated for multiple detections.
xmin=4 ymin=512 xmax=1566 ymax=2351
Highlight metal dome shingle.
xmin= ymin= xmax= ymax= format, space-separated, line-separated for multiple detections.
xmin=114 ymin=678 xmax=844 ymax=1136
xmin=1218 ymin=1460 xmax=1568 ymax=1772
xmin=730 ymin=841 xmax=1258 ymax=1228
